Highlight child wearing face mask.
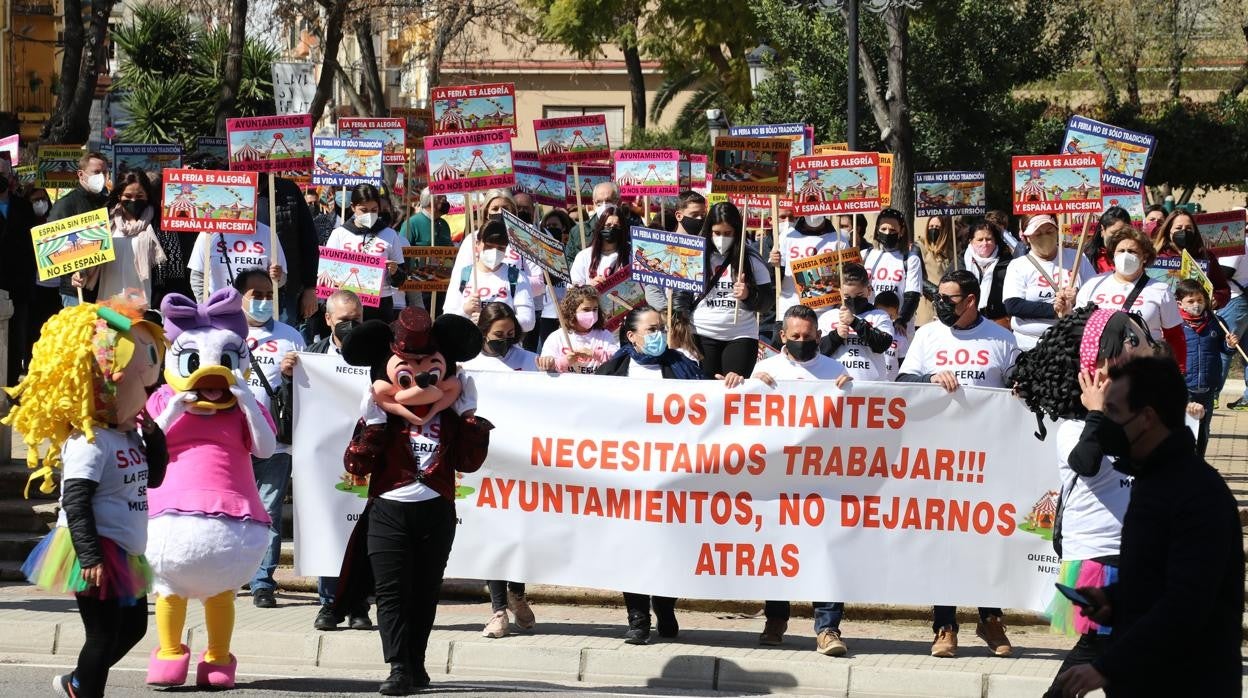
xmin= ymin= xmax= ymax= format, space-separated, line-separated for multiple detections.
xmin=1176 ymin=280 xmax=1239 ymax=456
xmin=862 ymin=209 xmax=924 ymax=339
xmin=817 ymin=263 xmax=895 ymax=382
xmin=445 ymin=221 xmax=536 ymax=332
xmin=537 ymin=286 xmax=619 ymax=374
xmin=461 ymin=302 xmax=540 ymax=372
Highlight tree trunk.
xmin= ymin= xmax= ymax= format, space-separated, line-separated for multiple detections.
xmin=882 ymin=7 xmax=913 ymax=219
xmin=1227 ymin=21 xmax=1248 ymax=99
xmin=334 ymin=64 xmax=371 ymax=116
xmin=354 ymin=15 xmax=388 ymax=116
xmin=622 ymin=42 xmax=646 ymax=135
xmin=41 ymin=0 xmax=113 ymax=143
xmin=1091 ymin=49 xmax=1119 ymax=108
xmin=213 ymin=0 xmax=248 ymax=136
xmin=310 ymin=0 xmax=349 ymax=125
xmin=1124 ymin=46 xmax=1142 ymax=108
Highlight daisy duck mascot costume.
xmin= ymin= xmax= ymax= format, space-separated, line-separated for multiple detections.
xmin=143 ymin=288 xmax=277 ymax=688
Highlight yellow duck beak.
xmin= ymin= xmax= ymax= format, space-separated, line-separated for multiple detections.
xmin=164 ymin=365 xmax=238 ymax=411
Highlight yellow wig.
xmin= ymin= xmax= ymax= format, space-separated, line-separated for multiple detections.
xmin=2 ymin=295 xmax=165 ymax=497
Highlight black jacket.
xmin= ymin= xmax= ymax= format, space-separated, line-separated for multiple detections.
xmin=258 ymin=176 xmax=319 ymax=297
xmin=1092 ymin=430 xmax=1243 ymax=696
xmin=50 ymin=187 xmax=110 ymax=298
xmin=0 ymin=195 xmax=38 ymax=302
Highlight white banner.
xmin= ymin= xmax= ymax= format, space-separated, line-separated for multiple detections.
xmin=271 ymin=62 xmax=316 ymax=115
xmin=293 ymin=364 xmax=1063 ymax=610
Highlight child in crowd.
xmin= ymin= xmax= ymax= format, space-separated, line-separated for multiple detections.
xmin=819 ymin=263 xmax=895 ymax=381
xmin=873 ymin=291 xmax=906 ymax=377
xmin=1176 ymin=279 xmax=1239 ymax=456
xmin=538 ymin=286 xmax=619 ymax=374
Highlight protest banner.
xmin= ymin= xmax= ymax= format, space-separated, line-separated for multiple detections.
xmin=689 ymin=154 xmax=709 ymax=192
xmin=757 ymin=340 xmax=780 ymax=361
xmin=0 ymin=134 xmax=19 ymax=164
xmin=312 ymin=137 xmax=384 ymax=187
xmin=225 ymin=115 xmax=314 ymax=172
xmin=534 ymin=114 xmax=610 ymax=165
xmin=1062 ymin=115 xmax=1155 ymax=191
xmin=729 ymin=123 xmax=813 ymax=159
xmin=789 ymin=152 xmax=882 ymax=216
xmin=391 ymin=107 xmax=434 ymax=141
xmin=791 ymin=248 xmax=863 ymax=309
xmin=36 ymin=145 xmax=84 ymax=188
xmin=630 ymin=225 xmax=706 ymax=293
xmin=1059 ymin=185 xmax=1146 ymax=246
xmin=914 ymin=171 xmax=987 ymax=217
xmin=271 ymin=62 xmax=316 ymax=114
xmin=614 ymin=150 xmax=681 ymax=197
xmin=338 ymin=117 xmax=407 ymax=165
xmin=112 ymin=143 xmax=182 ymax=180
xmin=597 ymin=266 xmax=648 ymax=330
xmin=161 ymin=169 xmax=258 ymax=234
xmin=15 ymin=164 xmax=35 ymax=186
xmin=400 ymin=246 xmax=457 ymax=292
xmin=424 ymin=128 xmax=515 ymax=195
xmin=292 ymin=370 xmax=1059 ymax=610
xmin=431 ymin=82 xmax=518 ymax=136
xmin=1147 ymin=251 xmax=1212 ymax=297
xmin=316 ymin=246 xmax=385 ymax=307
xmin=1012 ymin=154 xmax=1104 ymax=216
xmin=566 ymin=164 xmax=613 ymax=205
xmin=711 ymin=136 xmax=791 ymax=196
xmin=30 ymin=208 xmax=113 ymax=281
xmin=192 ymin=136 xmax=228 ymax=168
xmin=514 ymin=165 xmax=568 ymax=207
xmin=1194 ymin=210 xmax=1247 ymax=257
xmin=501 ymin=210 xmax=571 ymax=280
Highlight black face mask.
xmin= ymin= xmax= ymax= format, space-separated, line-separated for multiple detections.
xmin=378 ymin=211 xmax=393 ymax=228
xmin=933 ymin=297 xmax=961 ymax=327
xmin=1171 ymin=231 xmax=1189 ymax=250
xmin=681 ymin=216 xmax=704 ymax=236
xmin=878 ymin=232 xmax=900 ymax=250
xmin=122 ymin=200 xmax=145 ymax=218
xmin=437 ymin=201 xmax=450 ymax=216
xmin=333 ymin=319 xmax=362 ymax=343
xmin=486 ymin=337 xmax=516 ymax=356
xmin=489 ymin=212 xmax=504 ymax=223
xmin=845 ymin=295 xmax=870 ymax=314
xmin=785 ymin=339 xmax=819 ymax=362
xmin=1096 ymin=411 xmax=1142 ymax=460
xmin=517 ymin=210 xmax=533 ymax=224
xmin=926 ymin=228 xmax=941 ymax=243
xmin=600 ymin=226 xmax=621 ymax=244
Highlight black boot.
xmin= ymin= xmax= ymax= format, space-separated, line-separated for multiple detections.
xmin=379 ymin=663 xmax=412 ymax=695
xmin=624 ymin=610 xmax=651 ymax=645
xmin=653 ymin=597 xmax=679 ymax=639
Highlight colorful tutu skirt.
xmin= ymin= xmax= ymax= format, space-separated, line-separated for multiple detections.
xmin=1047 ymin=558 xmax=1117 ymax=636
xmin=22 ymin=527 xmax=152 ymax=606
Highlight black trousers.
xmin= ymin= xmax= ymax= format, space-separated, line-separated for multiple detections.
xmin=73 ymin=594 xmax=149 ymax=698
xmin=622 ymin=592 xmax=677 ymax=625
xmin=368 ymin=496 xmax=456 ymax=670
xmin=694 ymin=335 xmax=758 ymax=379
xmin=487 ymin=580 xmax=526 ymax=612
xmin=1043 ymin=632 xmax=1111 ymax=698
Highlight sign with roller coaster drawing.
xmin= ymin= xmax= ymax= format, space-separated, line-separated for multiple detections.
xmin=337 ymin=117 xmax=407 ymax=165
xmin=312 ymin=137 xmax=384 ymax=187
xmin=316 ymin=246 xmax=385 ymax=307
xmin=431 ymin=82 xmax=518 ymax=137
xmin=789 ymin=153 xmax=882 ymax=216
xmin=161 ymin=169 xmax=258 ymax=235
xmin=225 ymin=114 xmax=314 ymax=172
xmin=1012 ymin=154 xmax=1104 ymax=216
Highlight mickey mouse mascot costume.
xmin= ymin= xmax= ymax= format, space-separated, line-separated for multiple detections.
xmin=336 ymin=306 xmax=492 ymax=695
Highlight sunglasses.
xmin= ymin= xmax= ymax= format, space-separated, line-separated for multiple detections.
xmin=936 ymin=293 xmax=965 ymax=305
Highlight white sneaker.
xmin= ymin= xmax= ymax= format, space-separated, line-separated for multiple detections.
xmin=508 ymin=591 xmax=536 ymax=630
xmin=482 ymin=610 xmax=509 ymax=638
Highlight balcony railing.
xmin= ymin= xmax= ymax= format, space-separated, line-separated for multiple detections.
xmin=14 ymin=85 xmax=55 ymax=113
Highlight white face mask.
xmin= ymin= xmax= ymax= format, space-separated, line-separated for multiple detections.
xmin=778 ymin=220 xmax=793 ymax=235
xmin=1182 ymin=300 xmax=1206 ymax=316
xmin=83 ymin=172 xmax=106 ymax=194
xmin=1114 ymin=250 xmax=1142 ymax=276
xmin=712 ymin=234 xmax=734 ymax=256
xmin=354 ymin=211 xmax=378 ymax=229
xmin=480 ymin=248 xmax=505 ymax=269
xmin=805 ymin=215 xmax=826 ymax=228
xmin=32 ymin=200 xmax=49 ymax=216
xmin=594 ymin=202 xmax=610 ymax=218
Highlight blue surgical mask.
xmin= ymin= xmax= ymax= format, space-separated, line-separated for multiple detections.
xmin=247 ymin=298 xmax=273 ymax=323
xmin=642 ymin=330 xmax=667 ymax=357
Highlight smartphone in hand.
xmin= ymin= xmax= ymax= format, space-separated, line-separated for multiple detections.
xmin=1055 ymin=583 xmax=1096 ymax=610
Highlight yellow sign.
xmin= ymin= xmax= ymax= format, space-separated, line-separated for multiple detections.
xmin=36 ymin=145 xmax=85 ymax=189
xmin=31 ymin=208 xmax=114 ymax=281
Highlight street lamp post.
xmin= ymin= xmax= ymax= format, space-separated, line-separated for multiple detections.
xmin=817 ymin=0 xmax=859 ymax=151
xmin=705 ymin=108 xmax=729 ymax=145
xmin=745 ymin=43 xmax=777 ymax=96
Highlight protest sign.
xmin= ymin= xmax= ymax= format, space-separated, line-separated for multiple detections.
xmin=312 ymin=137 xmax=384 ymax=187
xmin=597 ymin=266 xmax=648 ymax=330
xmin=316 ymin=246 xmax=385 ymax=307
xmin=161 ymin=169 xmax=258 ymax=234
xmin=0 ymin=134 xmax=19 ymax=164
xmin=15 ymin=165 xmax=35 ymax=186
xmin=1012 ymin=154 xmax=1104 ymax=216
xmin=789 ymin=152 xmax=882 ymax=216
xmin=1195 ymin=210 xmax=1246 ymax=257
xmin=729 ymin=123 xmax=813 ymax=159
xmin=36 ymin=145 xmax=83 ymax=188
xmin=614 ymin=150 xmax=681 ymax=197
xmin=513 ymin=150 xmax=541 ymax=170
xmin=271 ymin=62 xmax=316 ymax=114
xmin=514 ymin=165 xmax=568 ymax=207
xmin=813 ymin=146 xmax=892 ymax=206
xmin=1059 ymin=185 xmax=1146 ymax=245
xmin=1062 ymin=115 xmax=1155 ymax=191
xmin=193 ymin=136 xmax=228 ymax=168
xmin=431 ymin=82 xmax=518 ymax=136
xmin=689 ymin=154 xmax=709 ymax=191
xmin=711 ymin=137 xmax=791 ymax=196
xmin=112 ymin=143 xmax=182 ymax=180
xmin=30 ymin=208 xmax=113 ymax=281
xmin=424 ymin=128 xmax=515 ymax=195
xmin=502 ymin=210 xmax=570 ymax=280
xmin=566 ymin=164 xmax=613 ymax=205
xmin=292 ymin=370 xmax=1059 ymax=610
xmin=757 ymin=340 xmax=780 ymax=361
xmin=391 ymin=107 xmax=434 ymax=142
xmin=400 ymin=246 xmax=457 ymax=292
xmin=791 ymin=249 xmax=863 ymax=309
xmin=534 ymin=114 xmax=610 ymax=165
xmin=814 ymin=142 xmax=849 ymax=154
xmin=630 ymin=225 xmax=706 ymax=293
xmin=226 ymin=114 xmax=314 ymax=172
xmin=1147 ymin=251 xmax=1212 ymax=296
xmin=338 ymin=117 xmax=407 ymax=165
xmin=914 ymin=171 xmax=987 ymax=217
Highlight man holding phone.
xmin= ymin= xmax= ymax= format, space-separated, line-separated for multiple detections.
xmin=1053 ymin=357 xmax=1243 ymax=697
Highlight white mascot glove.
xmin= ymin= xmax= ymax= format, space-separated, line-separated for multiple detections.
xmin=452 ymin=368 xmax=477 ymax=417
xmin=232 ymin=367 xmax=277 ymax=458
xmin=154 ymin=391 xmax=197 ymax=432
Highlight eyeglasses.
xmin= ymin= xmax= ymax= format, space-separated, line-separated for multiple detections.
xmin=936 ymin=294 xmax=965 ymax=305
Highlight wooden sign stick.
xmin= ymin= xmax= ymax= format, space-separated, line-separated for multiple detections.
xmin=572 ymin=161 xmax=585 ymax=250
xmin=771 ymin=194 xmax=781 ymax=312
xmin=1067 ymin=214 xmax=1093 ymax=289
xmin=268 ymin=172 xmax=280 ymax=321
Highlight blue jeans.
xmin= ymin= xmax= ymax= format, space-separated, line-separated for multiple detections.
xmin=249 ymin=452 xmax=292 ymax=592
xmin=61 ymin=292 xmax=80 ymax=308
xmin=1217 ymin=294 xmax=1248 ymax=400
xmin=318 ymin=577 xmax=338 ymax=606
xmin=763 ymin=600 xmax=845 ymax=633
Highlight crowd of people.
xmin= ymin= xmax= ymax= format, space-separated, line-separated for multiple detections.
xmin=0 ymin=149 xmax=1244 ymax=697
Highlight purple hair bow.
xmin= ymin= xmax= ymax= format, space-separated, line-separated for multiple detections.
xmin=161 ymin=288 xmax=249 ymax=343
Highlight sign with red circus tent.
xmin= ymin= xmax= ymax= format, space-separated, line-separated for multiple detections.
xmin=225 ymin=114 xmax=314 ymax=172
xmin=533 ymin=114 xmax=610 ymax=165
xmin=423 ymin=128 xmax=515 ymax=195
xmin=160 ymin=169 xmax=259 ymax=235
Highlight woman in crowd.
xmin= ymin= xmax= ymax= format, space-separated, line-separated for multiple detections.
xmin=862 ymin=208 xmax=923 ymax=339
xmin=1082 ymin=206 xmax=1132 ymax=274
xmin=1002 ymin=215 xmax=1096 ymax=350
xmin=71 ymin=168 xmax=165 ymax=306
xmin=538 ymin=285 xmax=618 ymax=374
xmin=449 ymin=190 xmax=544 ymax=337
xmin=1152 ymin=209 xmax=1230 ymax=309
xmin=918 ymin=215 xmax=958 ymax=324
xmin=684 ymin=201 xmax=774 ymax=379
xmin=1075 ymin=227 xmax=1185 ymax=362
xmin=1143 ymin=204 xmax=1167 ymax=236
xmin=768 ymin=214 xmax=849 ymax=322
xmin=596 ymin=306 xmax=703 ymax=644
xmin=963 ymin=219 xmax=1014 ymax=324
xmin=1013 ymin=304 xmax=1158 ymax=697
xmin=324 ymin=183 xmax=407 ymax=322
xmin=537 ymin=209 xmax=576 ymax=345
xmin=444 ymin=221 xmax=536 ymax=333
xmin=570 ymin=206 xmax=629 ymax=286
